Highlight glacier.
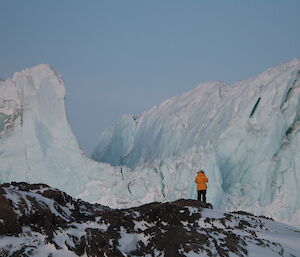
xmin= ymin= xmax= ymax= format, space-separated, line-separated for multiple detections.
xmin=0 ymin=64 xmax=181 ymax=209
xmin=1 ymin=60 xmax=300 ymax=228
xmin=0 ymin=65 xmax=119 ymax=201
xmin=92 ymin=59 xmax=300 ymax=227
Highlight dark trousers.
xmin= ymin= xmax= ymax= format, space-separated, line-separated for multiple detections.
xmin=197 ymin=190 xmax=206 ymax=203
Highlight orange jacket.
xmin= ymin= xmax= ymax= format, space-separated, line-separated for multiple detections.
xmin=195 ymin=172 xmax=208 ymax=190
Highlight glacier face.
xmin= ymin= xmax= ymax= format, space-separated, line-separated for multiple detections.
xmin=0 ymin=65 xmax=119 ymax=202
xmin=0 ymin=64 xmax=185 ymax=210
xmin=1 ymin=61 xmax=300 ymax=228
xmin=92 ymin=59 xmax=300 ymax=227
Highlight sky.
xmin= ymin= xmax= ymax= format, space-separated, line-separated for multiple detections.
xmin=0 ymin=1 xmax=300 ymax=155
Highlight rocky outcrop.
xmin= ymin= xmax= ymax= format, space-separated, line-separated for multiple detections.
xmin=0 ymin=182 xmax=299 ymax=257
xmin=0 ymin=182 xmax=106 ymax=235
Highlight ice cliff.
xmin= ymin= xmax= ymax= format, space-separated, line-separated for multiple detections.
xmin=92 ymin=59 xmax=300 ymax=227
xmin=0 ymin=64 xmax=194 ymax=210
xmin=0 ymin=65 xmax=118 ymax=201
xmin=1 ymin=60 xmax=300 ymax=228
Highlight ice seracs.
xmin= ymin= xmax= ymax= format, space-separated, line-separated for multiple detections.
xmin=0 ymin=64 xmax=184 ymax=211
xmin=1 ymin=60 xmax=300 ymax=228
xmin=0 ymin=64 xmax=118 ymax=202
xmin=92 ymin=59 xmax=300 ymax=227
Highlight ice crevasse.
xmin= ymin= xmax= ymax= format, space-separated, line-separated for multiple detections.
xmin=1 ymin=60 xmax=300 ymax=228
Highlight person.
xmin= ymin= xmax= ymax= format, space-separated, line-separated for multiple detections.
xmin=195 ymin=170 xmax=208 ymax=202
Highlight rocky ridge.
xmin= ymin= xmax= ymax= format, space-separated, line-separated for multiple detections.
xmin=0 ymin=182 xmax=299 ymax=257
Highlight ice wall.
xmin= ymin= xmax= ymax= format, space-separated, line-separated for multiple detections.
xmin=0 ymin=65 xmax=118 ymax=200
xmin=93 ymin=59 xmax=300 ymax=227
xmin=1 ymin=61 xmax=300 ymax=227
xmin=0 ymin=65 xmax=178 ymax=211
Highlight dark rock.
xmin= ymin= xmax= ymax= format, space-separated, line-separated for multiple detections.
xmin=0 ymin=182 xmax=291 ymax=257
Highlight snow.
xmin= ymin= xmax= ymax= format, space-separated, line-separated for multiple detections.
xmin=184 ymin=250 xmax=209 ymax=257
xmin=0 ymin=230 xmax=78 ymax=257
xmin=117 ymin=228 xmax=138 ymax=253
xmin=200 ymin=208 xmax=225 ymax=219
xmin=3 ymin=185 xmax=72 ymax=220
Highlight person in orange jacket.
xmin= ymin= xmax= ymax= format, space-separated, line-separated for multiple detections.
xmin=195 ymin=170 xmax=209 ymax=202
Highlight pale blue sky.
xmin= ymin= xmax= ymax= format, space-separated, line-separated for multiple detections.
xmin=1 ymin=1 xmax=300 ymax=154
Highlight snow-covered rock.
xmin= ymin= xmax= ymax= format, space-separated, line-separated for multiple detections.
xmin=93 ymin=59 xmax=300 ymax=227
xmin=1 ymin=182 xmax=300 ymax=257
